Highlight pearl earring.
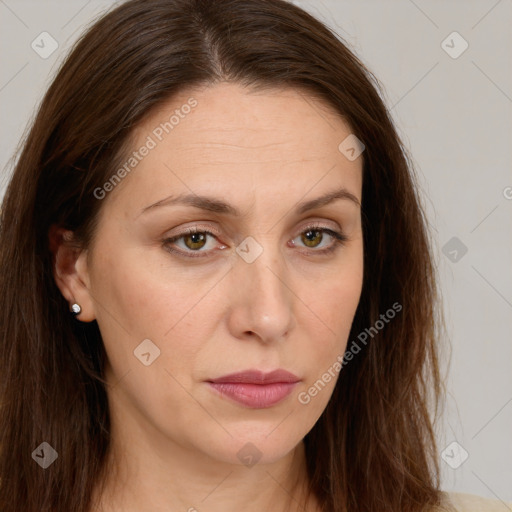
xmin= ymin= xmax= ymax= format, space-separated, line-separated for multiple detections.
xmin=71 ymin=303 xmax=81 ymax=315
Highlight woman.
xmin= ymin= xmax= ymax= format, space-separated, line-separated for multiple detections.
xmin=0 ymin=0 xmax=508 ymax=511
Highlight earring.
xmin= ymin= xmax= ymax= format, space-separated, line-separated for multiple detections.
xmin=71 ymin=303 xmax=82 ymax=315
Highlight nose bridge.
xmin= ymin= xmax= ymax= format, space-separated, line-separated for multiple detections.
xmin=237 ymin=235 xmax=289 ymax=305
xmin=229 ymin=235 xmax=295 ymax=341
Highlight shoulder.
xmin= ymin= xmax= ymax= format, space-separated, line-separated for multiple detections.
xmin=435 ymin=491 xmax=512 ymax=512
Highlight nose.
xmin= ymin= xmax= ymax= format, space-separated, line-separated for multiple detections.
xmin=226 ymin=239 xmax=296 ymax=344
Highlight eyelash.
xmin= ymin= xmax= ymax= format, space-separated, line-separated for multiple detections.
xmin=162 ymin=223 xmax=348 ymax=259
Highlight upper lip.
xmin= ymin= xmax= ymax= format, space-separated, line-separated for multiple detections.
xmin=207 ymin=369 xmax=300 ymax=384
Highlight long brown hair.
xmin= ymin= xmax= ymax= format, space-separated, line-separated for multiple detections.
xmin=0 ymin=0 xmax=450 ymax=510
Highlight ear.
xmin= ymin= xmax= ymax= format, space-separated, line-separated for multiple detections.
xmin=48 ymin=224 xmax=96 ymax=322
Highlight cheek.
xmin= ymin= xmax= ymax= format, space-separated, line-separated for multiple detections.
xmin=90 ymin=243 xmax=219 ymax=383
xmin=92 ymin=242 xmax=199 ymax=338
xmin=303 ymin=255 xmax=363 ymax=337
xmin=297 ymin=253 xmax=363 ymax=389
xmin=90 ymin=246 xmax=209 ymax=416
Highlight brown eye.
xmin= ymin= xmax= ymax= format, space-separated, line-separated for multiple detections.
xmin=183 ymin=232 xmax=207 ymax=250
xmin=292 ymin=225 xmax=348 ymax=255
xmin=301 ymin=229 xmax=323 ymax=248
xmin=163 ymin=228 xmax=220 ymax=258
xmin=164 ymin=225 xmax=347 ymax=260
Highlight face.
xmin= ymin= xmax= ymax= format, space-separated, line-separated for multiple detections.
xmin=66 ymin=82 xmax=364 ymax=467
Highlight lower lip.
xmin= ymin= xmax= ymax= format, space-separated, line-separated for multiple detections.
xmin=207 ymin=382 xmax=298 ymax=408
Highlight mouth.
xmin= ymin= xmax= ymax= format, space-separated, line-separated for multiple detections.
xmin=206 ymin=369 xmax=301 ymax=409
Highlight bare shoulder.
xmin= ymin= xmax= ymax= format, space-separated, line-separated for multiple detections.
xmin=435 ymin=491 xmax=512 ymax=512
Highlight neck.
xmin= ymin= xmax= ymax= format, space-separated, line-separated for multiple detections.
xmin=92 ymin=439 xmax=317 ymax=512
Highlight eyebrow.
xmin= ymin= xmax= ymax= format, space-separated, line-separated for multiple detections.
xmin=138 ymin=186 xmax=361 ymax=218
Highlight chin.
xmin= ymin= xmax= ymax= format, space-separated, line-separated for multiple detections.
xmin=194 ymin=424 xmax=304 ymax=467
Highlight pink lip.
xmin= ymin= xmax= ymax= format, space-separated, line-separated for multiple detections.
xmin=207 ymin=369 xmax=300 ymax=409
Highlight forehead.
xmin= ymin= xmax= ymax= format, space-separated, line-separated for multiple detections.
xmin=138 ymin=82 xmax=354 ymax=154
xmin=104 ymin=82 xmax=363 ymax=215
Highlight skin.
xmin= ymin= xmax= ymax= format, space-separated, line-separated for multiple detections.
xmin=50 ymin=82 xmax=364 ymax=512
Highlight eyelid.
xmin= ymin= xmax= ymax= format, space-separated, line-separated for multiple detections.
xmin=163 ymin=221 xmax=347 ymax=258
xmin=292 ymin=221 xmax=348 ymax=251
xmin=162 ymin=225 xmax=225 ymax=259
xmin=295 ymin=219 xmax=340 ymax=236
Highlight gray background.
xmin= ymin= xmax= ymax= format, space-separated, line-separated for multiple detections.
xmin=1 ymin=0 xmax=511 ymax=502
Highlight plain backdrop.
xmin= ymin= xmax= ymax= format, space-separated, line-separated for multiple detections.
xmin=1 ymin=0 xmax=511 ymax=503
